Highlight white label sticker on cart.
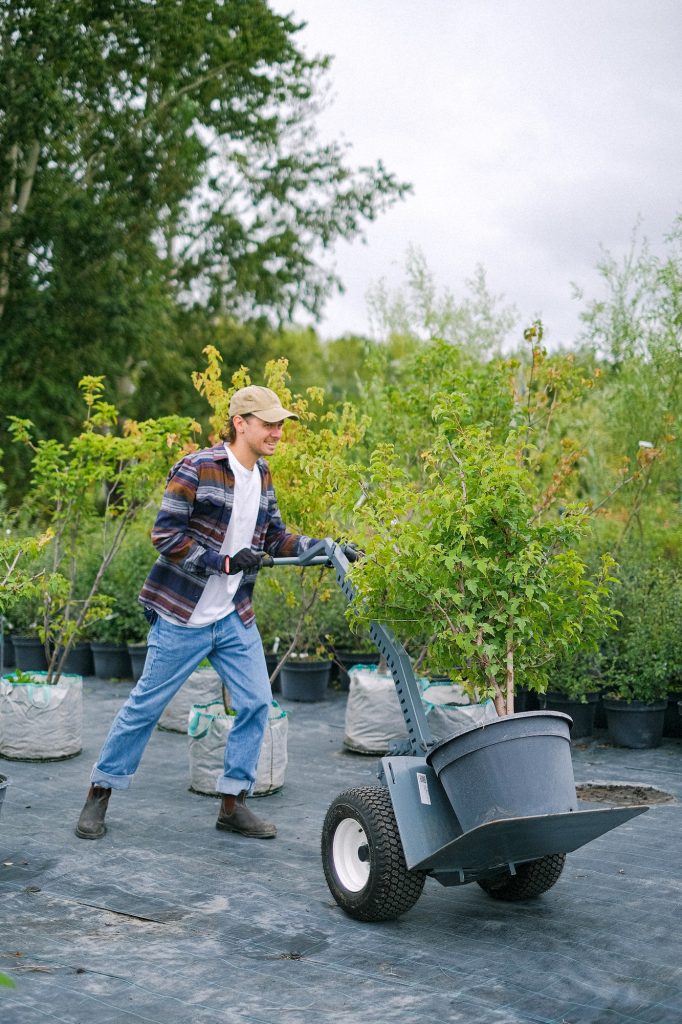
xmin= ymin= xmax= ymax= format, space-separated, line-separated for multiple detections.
xmin=416 ymin=772 xmax=431 ymax=805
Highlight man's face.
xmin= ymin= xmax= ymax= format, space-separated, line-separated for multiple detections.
xmin=238 ymin=415 xmax=285 ymax=457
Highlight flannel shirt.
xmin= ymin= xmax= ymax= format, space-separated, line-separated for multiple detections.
xmin=139 ymin=443 xmax=317 ymax=627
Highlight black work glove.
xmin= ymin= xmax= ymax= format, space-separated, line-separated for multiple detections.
xmin=340 ymin=541 xmax=363 ymax=563
xmin=225 ymin=548 xmax=262 ymax=574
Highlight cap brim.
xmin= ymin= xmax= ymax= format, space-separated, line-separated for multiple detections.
xmin=253 ymin=406 xmax=299 ymax=422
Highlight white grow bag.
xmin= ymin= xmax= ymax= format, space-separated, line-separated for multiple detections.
xmin=187 ymin=700 xmax=288 ymax=796
xmin=158 ymin=667 xmax=224 ymax=733
xmin=0 ymin=672 xmax=83 ymax=760
xmin=421 ymin=682 xmax=473 ymax=741
xmin=343 ymin=666 xmax=409 ymax=755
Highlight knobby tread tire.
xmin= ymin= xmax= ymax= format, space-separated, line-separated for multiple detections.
xmin=321 ymin=785 xmax=426 ymax=922
xmin=477 ymin=853 xmax=566 ymax=901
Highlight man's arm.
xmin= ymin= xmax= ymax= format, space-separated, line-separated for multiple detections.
xmin=150 ymin=458 xmax=225 ymax=576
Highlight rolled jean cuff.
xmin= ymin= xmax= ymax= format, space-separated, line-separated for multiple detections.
xmin=90 ymin=765 xmax=134 ymax=790
xmin=215 ymin=776 xmax=253 ymax=797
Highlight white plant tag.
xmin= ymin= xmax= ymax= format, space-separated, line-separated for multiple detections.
xmin=417 ymin=772 xmax=431 ymax=805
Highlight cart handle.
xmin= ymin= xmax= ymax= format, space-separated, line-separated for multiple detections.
xmin=261 ymin=554 xmax=331 ymax=567
xmin=259 ymin=537 xmax=434 ymax=753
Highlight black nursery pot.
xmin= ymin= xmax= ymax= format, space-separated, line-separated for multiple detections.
xmin=604 ymin=699 xmax=667 ymax=749
xmin=663 ymin=691 xmax=682 ymax=739
xmin=280 ymin=660 xmax=332 ymax=701
xmin=12 ymin=635 xmax=49 ymax=672
xmin=540 ymin=691 xmax=599 ymax=739
xmin=57 ymin=642 xmax=95 ymax=677
xmin=90 ymin=642 xmax=132 ymax=681
xmin=0 ymin=633 xmax=15 ymax=671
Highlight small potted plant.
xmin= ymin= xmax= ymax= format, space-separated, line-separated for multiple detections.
xmin=602 ymin=563 xmax=674 ymax=748
xmin=321 ymin=587 xmax=379 ymax=690
xmin=540 ymin=651 xmax=602 ymax=739
xmin=275 ymin=566 xmax=335 ymax=702
xmin=7 ymin=376 xmax=198 ymax=688
xmin=345 ymin=372 xmax=618 ymax=827
xmin=1 ymin=377 xmax=198 ymax=758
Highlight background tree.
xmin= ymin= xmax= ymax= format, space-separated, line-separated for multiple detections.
xmin=0 ymin=0 xmax=408 ymax=498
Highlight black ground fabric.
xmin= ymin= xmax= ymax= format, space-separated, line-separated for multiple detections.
xmin=1 ymin=677 xmax=681 ymax=1024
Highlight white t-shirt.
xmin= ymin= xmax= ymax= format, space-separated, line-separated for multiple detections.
xmin=182 ymin=445 xmax=262 ymax=627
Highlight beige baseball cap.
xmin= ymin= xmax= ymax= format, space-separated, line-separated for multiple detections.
xmin=229 ymin=385 xmax=298 ymax=422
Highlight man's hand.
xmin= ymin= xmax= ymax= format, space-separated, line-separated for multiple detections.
xmin=225 ymin=548 xmax=263 ymax=574
xmin=340 ymin=541 xmax=363 ymax=563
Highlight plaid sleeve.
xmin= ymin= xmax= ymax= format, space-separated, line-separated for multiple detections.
xmin=150 ymin=457 xmax=224 ymax=576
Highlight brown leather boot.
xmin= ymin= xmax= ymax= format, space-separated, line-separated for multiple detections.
xmin=75 ymin=785 xmax=111 ymax=840
xmin=216 ymin=791 xmax=276 ymax=839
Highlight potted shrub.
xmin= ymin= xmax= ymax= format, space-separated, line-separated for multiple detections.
xmin=540 ymin=651 xmax=602 ymax=739
xmin=602 ymin=563 xmax=676 ymax=748
xmin=320 ymin=586 xmax=379 ymax=690
xmin=348 ymin=407 xmax=617 ymax=717
xmin=91 ymin=520 xmax=156 ymax=681
xmin=1 ymin=376 xmax=198 ymax=758
xmin=343 ymin=355 xmax=620 ymax=826
xmin=273 ymin=565 xmax=335 ymax=702
xmin=5 ymin=600 xmax=48 ymax=672
xmin=7 ymin=375 xmax=198 ymax=687
xmin=0 ymin=528 xmax=75 ymax=761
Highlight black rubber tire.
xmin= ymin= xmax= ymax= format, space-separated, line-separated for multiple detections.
xmin=321 ymin=786 xmax=426 ymax=922
xmin=477 ymin=853 xmax=566 ymax=901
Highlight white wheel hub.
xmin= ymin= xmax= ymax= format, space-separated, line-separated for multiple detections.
xmin=332 ymin=817 xmax=370 ymax=892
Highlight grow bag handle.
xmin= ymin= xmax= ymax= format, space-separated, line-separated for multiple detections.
xmin=261 ymin=538 xmax=435 ymax=754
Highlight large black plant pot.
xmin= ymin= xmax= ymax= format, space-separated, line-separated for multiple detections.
xmin=604 ymin=699 xmax=666 ymax=749
xmin=12 ymin=635 xmax=49 ymax=672
xmin=426 ymin=711 xmax=576 ymax=833
xmin=57 ymin=642 xmax=95 ymax=677
xmin=540 ymin=691 xmax=599 ymax=739
xmin=280 ymin=660 xmax=332 ymax=702
xmin=0 ymin=634 xmax=15 ymax=671
xmin=663 ymin=691 xmax=682 ymax=739
xmin=90 ymin=642 xmax=132 ymax=681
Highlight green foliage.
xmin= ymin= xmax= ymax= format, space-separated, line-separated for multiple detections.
xmin=93 ymin=517 xmax=158 ymax=644
xmin=349 ymin=390 xmax=618 ymax=714
xmin=547 ymin=651 xmax=602 ymax=702
xmin=602 ymin=561 xmax=682 ymax=702
xmin=0 ymin=0 xmax=408 ymax=499
xmin=8 ymin=376 xmax=198 ymax=679
xmin=576 ymin=217 xmax=682 ymax=548
xmin=0 ymin=520 xmax=52 ymax=617
xmin=366 ymin=246 xmax=518 ymax=354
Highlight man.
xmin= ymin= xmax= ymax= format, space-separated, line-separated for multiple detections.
xmin=76 ymin=385 xmax=319 ymax=842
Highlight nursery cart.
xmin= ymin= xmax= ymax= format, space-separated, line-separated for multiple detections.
xmin=264 ymin=540 xmax=649 ymax=922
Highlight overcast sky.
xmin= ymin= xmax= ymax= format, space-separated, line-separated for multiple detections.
xmin=276 ymin=0 xmax=681 ymax=347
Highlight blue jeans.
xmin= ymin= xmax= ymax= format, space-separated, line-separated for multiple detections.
xmin=91 ymin=612 xmax=271 ymax=796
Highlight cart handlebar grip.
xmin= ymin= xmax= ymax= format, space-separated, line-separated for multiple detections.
xmin=261 ymin=554 xmax=332 ymax=567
